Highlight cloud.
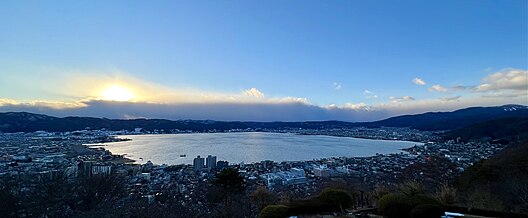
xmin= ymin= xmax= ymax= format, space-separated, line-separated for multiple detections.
xmin=417 ymin=69 xmax=526 ymax=95
xmin=341 ymin=102 xmax=372 ymax=111
xmin=1 ymin=93 xmax=526 ymax=122
xmin=27 ymin=70 xmax=311 ymax=105
xmin=450 ymin=85 xmax=471 ymax=91
xmin=440 ymin=96 xmax=461 ymax=102
xmin=364 ymin=90 xmax=378 ymax=99
xmin=474 ymin=68 xmax=527 ymax=92
xmin=412 ymin=78 xmax=426 ymax=86
xmin=332 ymin=82 xmax=342 ymax=90
xmin=0 ymin=99 xmax=376 ymax=122
xmin=275 ymin=97 xmax=309 ymax=104
xmin=428 ymin=85 xmax=448 ymax=92
xmin=243 ymin=88 xmax=265 ymax=98
xmin=1 ymin=68 xmax=526 ymax=122
xmin=0 ymin=99 xmax=18 ymax=105
xmin=480 ymin=91 xmax=526 ymax=98
xmin=0 ymin=98 xmax=86 ymax=109
xmin=389 ymin=96 xmax=415 ymax=103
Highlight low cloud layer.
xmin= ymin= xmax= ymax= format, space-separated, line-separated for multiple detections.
xmin=0 ymin=100 xmax=383 ymax=122
xmin=0 ymin=95 xmax=525 ymax=122
xmin=0 ymin=68 xmax=526 ymax=122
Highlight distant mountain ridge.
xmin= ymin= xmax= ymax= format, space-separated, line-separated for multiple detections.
xmin=367 ymin=104 xmax=528 ymax=130
xmin=0 ymin=104 xmax=527 ymax=133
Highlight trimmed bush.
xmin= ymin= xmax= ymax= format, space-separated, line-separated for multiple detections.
xmin=410 ymin=204 xmax=444 ymax=218
xmin=259 ymin=205 xmax=289 ymax=218
xmin=378 ymin=193 xmax=440 ymax=218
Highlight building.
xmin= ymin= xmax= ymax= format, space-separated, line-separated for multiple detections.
xmin=193 ymin=155 xmax=205 ymax=170
xmin=140 ymin=172 xmax=151 ymax=181
xmin=260 ymin=173 xmax=284 ymax=187
xmin=64 ymin=164 xmax=78 ymax=178
xmin=261 ymin=168 xmax=309 ymax=187
xmin=217 ymin=160 xmax=229 ymax=170
xmin=78 ymin=161 xmax=93 ymax=177
xmin=91 ymin=165 xmax=112 ymax=175
xmin=313 ymin=165 xmax=331 ymax=178
xmin=206 ymin=155 xmax=217 ymax=170
xmin=290 ymin=168 xmax=305 ymax=177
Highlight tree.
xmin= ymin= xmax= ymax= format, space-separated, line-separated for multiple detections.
xmin=372 ymin=184 xmax=391 ymax=201
xmin=317 ymin=188 xmax=353 ymax=212
xmin=251 ymin=187 xmax=278 ymax=210
xmin=397 ymin=180 xmax=425 ymax=196
xmin=76 ymin=174 xmax=126 ymax=211
xmin=464 ymin=190 xmax=504 ymax=212
xmin=213 ymin=168 xmax=245 ymax=191
xmin=32 ymin=174 xmax=75 ymax=217
xmin=435 ymin=183 xmax=457 ymax=205
xmin=209 ymin=168 xmax=252 ymax=217
xmin=0 ymin=183 xmax=18 ymax=217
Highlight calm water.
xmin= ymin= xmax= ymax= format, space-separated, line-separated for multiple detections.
xmin=95 ymin=132 xmax=421 ymax=165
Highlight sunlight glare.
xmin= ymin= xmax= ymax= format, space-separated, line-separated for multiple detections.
xmin=101 ymin=85 xmax=134 ymax=101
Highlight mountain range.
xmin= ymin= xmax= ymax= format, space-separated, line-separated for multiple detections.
xmin=0 ymin=104 xmax=526 ymax=133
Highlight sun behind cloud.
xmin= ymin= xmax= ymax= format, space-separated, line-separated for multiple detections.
xmin=100 ymin=85 xmax=135 ymax=101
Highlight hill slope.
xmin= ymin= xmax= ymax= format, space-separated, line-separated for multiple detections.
xmin=444 ymin=117 xmax=528 ymax=142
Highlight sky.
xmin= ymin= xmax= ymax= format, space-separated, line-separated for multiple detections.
xmin=0 ymin=0 xmax=527 ymax=121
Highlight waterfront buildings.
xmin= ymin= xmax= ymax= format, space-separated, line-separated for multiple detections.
xmin=193 ymin=155 xmax=205 ymax=170
xmin=206 ymin=155 xmax=217 ymax=170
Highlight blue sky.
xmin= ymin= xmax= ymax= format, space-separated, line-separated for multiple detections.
xmin=0 ymin=1 xmax=527 ymax=121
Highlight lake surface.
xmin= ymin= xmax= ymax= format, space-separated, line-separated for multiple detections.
xmin=95 ymin=132 xmax=421 ymax=165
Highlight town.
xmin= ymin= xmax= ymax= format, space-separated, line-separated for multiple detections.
xmin=0 ymin=127 xmax=509 ymax=217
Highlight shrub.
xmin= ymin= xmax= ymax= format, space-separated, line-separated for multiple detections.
xmin=378 ymin=193 xmax=440 ymax=218
xmin=410 ymin=204 xmax=444 ymax=218
xmin=259 ymin=205 xmax=289 ymax=218
xmin=378 ymin=194 xmax=415 ymax=218
xmin=317 ymin=188 xmax=353 ymax=210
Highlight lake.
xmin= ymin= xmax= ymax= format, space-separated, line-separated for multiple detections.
xmin=94 ymin=132 xmax=421 ymax=165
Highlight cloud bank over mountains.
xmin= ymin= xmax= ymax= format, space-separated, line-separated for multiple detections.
xmin=0 ymin=68 xmax=526 ymax=122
